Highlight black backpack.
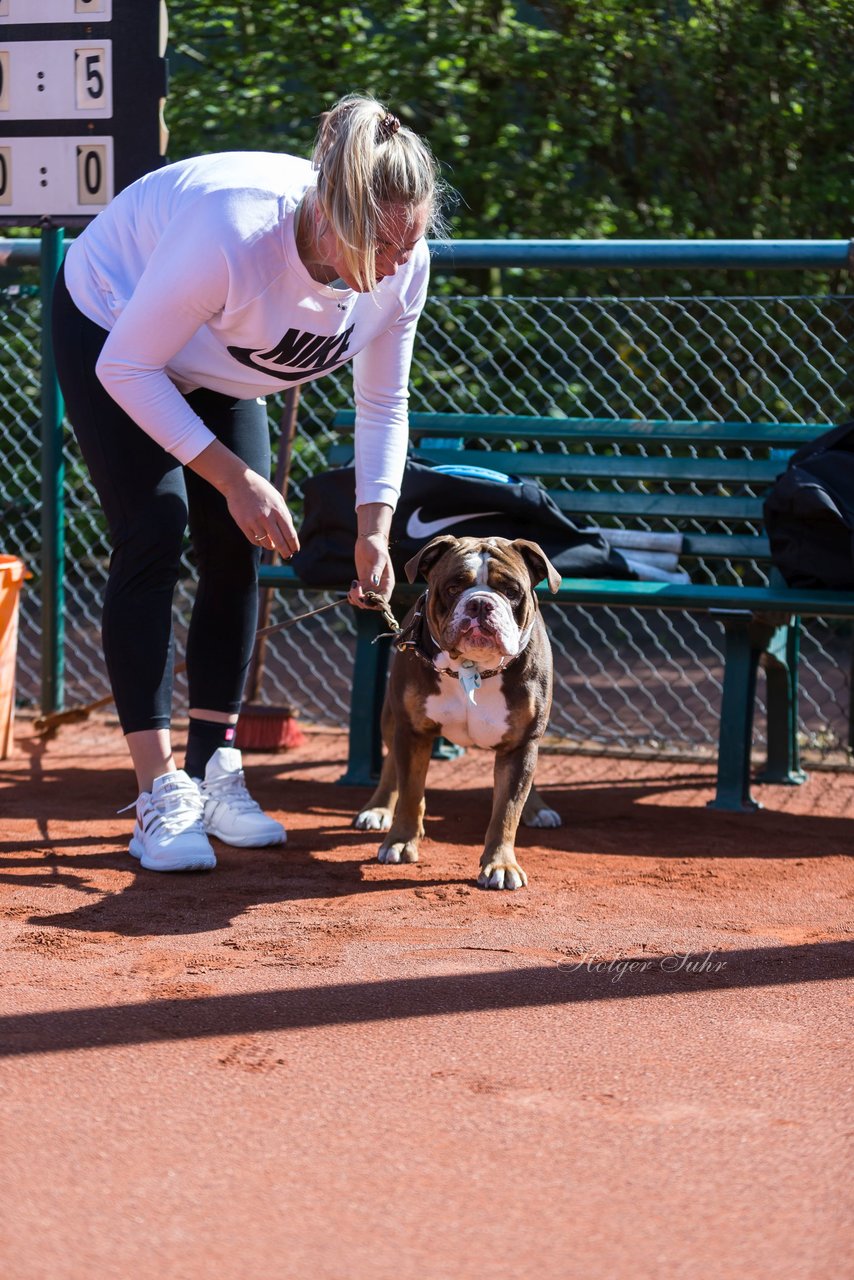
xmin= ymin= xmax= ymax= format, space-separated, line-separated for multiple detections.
xmin=763 ymin=420 xmax=854 ymax=590
xmin=291 ymin=459 xmax=633 ymax=586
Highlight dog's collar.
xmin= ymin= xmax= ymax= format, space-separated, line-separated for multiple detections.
xmin=395 ymin=590 xmax=533 ymax=684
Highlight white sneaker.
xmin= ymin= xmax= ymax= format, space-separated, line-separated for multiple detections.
xmin=198 ymin=747 xmax=287 ymax=848
xmin=127 ymin=770 xmax=216 ymax=872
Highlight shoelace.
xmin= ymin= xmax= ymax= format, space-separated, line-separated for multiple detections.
xmin=118 ymin=777 xmax=206 ymax=832
xmin=153 ymin=780 xmax=207 ymax=832
xmin=204 ymin=769 xmax=262 ymax=815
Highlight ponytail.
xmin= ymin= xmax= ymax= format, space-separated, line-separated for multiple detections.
xmin=310 ymin=93 xmax=444 ymax=292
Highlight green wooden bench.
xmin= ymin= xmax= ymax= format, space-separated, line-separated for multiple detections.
xmin=260 ymin=410 xmax=853 ymax=811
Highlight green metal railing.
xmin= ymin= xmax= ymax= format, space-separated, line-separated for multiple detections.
xmin=5 ymin=236 xmax=853 ymax=270
xmin=429 ymin=239 xmax=853 ymax=271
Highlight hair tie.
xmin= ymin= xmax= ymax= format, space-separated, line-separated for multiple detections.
xmin=376 ymin=112 xmax=401 ymax=143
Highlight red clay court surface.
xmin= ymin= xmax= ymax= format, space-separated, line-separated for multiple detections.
xmin=1 ymin=715 xmax=852 ymax=1279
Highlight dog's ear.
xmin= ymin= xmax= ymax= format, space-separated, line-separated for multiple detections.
xmin=512 ymin=539 xmax=561 ymax=593
xmin=404 ymin=535 xmax=460 ymax=584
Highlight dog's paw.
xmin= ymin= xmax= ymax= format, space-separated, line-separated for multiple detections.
xmin=378 ymin=838 xmax=419 ymax=864
xmin=477 ymin=859 xmax=528 ymax=891
xmin=522 ymin=805 xmax=561 ymax=829
xmin=354 ymin=807 xmax=393 ymax=832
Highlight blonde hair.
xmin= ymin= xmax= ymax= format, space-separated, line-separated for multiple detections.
xmin=310 ymin=93 xmax=444 ymax=292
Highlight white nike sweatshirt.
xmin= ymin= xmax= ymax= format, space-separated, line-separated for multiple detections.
xmin=63 ymin=152 xmax=430 ymax=509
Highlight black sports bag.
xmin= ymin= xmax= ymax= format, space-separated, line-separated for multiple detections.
xmin=763 ymin=420 xmax=854 ymax=590
xmin=291 ymin=459 xmax=634 ymax=586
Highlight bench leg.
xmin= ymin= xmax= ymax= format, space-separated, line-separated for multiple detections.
xmin=338 ymin=610 xmax=391 ymax=787
xmin=708 ymin=613 xmax=763 ymax=812
xmin=756 ymin=619 xmax=808 ymax=787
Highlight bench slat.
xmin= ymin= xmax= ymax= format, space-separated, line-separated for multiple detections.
xmin=543 ymin=578 xmax=854 ymax=616
xmin=682 ymin=534 xmax=770 ymax=560
xmin=332 ymin=410 xmax=829 ymax=449
xmin=551 ymin=492 xmax=765 ymax=520
xmin=258 ymin=564 xmax=853 ymax=616
xmin=410 ymin=449 xmax=782 ymax=485
xmin=328 ymin=443 xmax=782 ymax=484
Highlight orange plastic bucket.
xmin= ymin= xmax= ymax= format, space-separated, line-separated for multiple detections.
xmin=0 ymin=556 xmax=27 ymax=758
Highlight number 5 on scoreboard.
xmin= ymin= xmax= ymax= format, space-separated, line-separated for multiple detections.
xmin=75 ymin=47 xmax=107 ymax=110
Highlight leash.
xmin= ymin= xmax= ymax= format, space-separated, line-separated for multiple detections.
xmin=32 ymin=592 xmax=400 ymax=738
xmin=254 ymin=591 xmax=399 ymax=638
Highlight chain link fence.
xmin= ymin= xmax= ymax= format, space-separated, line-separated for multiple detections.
xmin=3 ymin=282 xmax=853 ymax=763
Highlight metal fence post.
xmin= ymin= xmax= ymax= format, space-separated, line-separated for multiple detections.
xmin=40 ymin=224 xmax=65 ymax=714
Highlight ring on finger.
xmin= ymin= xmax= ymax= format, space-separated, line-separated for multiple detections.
xmin=254 ymin=533 xmax=269 ymax=543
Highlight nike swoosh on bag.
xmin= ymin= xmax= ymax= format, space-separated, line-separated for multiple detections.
xmin=406 ymin=507 xmax=502 ymax=540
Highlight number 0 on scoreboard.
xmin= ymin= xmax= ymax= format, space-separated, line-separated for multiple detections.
xmin=0 ymin=136 xmax=113 ymax=215
xmin=76 ymin=142 xmax=107 ymax=204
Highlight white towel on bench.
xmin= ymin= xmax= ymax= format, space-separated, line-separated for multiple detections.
xmin=588 ymin=528 xmax=687 ymax=582
xmin=590 ymin=527 xmax=683 ymax=555
xmin=621 ymin=557 xmax=690 ymax=584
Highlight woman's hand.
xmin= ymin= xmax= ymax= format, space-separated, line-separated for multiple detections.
xmin=349 ymin=531 xmax=395 ymax=607
xmin=348 ymin=502 xmax=395 ymax=607
xmin=187 ymin=440 xmax=299 ymax=558
xmin=225 ymin=469 xmax=300 ymax=558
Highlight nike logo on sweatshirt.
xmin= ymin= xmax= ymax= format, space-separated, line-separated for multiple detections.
xmin=228 ymin=323 xmax=354 ymax=382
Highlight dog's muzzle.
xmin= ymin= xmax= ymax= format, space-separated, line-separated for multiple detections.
xmin=446 ymin=588 xmax=521 ymax=654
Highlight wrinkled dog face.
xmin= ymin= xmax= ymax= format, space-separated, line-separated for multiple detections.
xmin=429 ymin=540 xmax=536 ymax=666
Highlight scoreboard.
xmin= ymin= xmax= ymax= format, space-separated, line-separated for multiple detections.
xmin=0 ymin=0 xmax=168 ymax=225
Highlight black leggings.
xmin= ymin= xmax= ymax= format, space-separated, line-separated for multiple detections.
xmin=51 ymin=263 xmax=270 ymax=733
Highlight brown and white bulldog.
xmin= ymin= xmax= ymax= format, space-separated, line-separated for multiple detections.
xmin=354 ymin=534 xmax=562 ymax=889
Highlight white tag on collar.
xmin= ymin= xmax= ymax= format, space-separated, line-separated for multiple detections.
xmin=459 ymin=659 xmax=481 ymax=705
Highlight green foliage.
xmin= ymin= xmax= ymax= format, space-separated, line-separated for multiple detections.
xmin=163 ymin=1 xmax=853 ymax=295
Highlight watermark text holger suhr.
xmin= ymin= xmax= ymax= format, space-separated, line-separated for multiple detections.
xmin=558 ymin=951 xmax=728 ymax=984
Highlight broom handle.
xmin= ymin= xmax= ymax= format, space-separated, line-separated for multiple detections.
xmin=245 ymin=386 xmax=302 ymax=702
